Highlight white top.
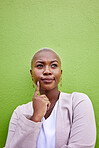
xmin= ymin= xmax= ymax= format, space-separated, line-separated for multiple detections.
xmin=37 ymin=100 xmax=59 ymax=148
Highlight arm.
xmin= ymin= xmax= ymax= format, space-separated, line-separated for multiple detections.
xmin=5 ymin=81 xmax=50 ymax=148
xmin=62 ymin=93 xmax=96 ymax=148
xmin=5 ymin=107 xmax=42 ymax=148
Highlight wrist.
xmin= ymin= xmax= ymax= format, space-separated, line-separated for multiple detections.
xmin=30 ymin=114 xmax=42 ymax=122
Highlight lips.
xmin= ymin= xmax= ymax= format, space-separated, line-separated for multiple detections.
xmin=41 ymin=78 xmax=55 ymax=83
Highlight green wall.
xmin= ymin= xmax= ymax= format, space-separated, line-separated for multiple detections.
xmin=0 ymin=0 xmax=99 ymax=147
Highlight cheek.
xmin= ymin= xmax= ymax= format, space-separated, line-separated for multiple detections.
xmin=32 ymin=69 xmax=42 ymax=82
xmin=54 ymin=70 xmax=61 ymax=81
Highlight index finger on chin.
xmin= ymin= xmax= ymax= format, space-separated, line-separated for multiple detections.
xmin=34 ymin=81 xmax=40 ymax=96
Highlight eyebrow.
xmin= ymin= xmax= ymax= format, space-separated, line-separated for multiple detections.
xmin=36 ymin=60 xmax=59 ymax=64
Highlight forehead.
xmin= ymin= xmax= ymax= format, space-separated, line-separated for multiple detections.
xmin=34 ymin=50 xmax=60 ymax=62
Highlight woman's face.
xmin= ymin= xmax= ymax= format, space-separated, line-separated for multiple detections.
xmin=30 ymin=50 xmax=62 ymax=91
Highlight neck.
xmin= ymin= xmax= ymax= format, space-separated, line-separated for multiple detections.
xmin=40 ymin=87 xmax=60 ymax=104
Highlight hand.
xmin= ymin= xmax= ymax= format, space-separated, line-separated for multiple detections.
xmin=31 ymin=81 xmax=51 ymax=122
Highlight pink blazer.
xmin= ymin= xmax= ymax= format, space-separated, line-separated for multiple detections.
xmin=5 ymin=92 xmax=96 ymax=148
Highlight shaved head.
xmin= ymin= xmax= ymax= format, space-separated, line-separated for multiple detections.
xmin=31 ymin=48 xmax=61 ymax=69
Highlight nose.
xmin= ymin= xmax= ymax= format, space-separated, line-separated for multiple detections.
xmin=43 ymin=66 xmax=52 ymax=75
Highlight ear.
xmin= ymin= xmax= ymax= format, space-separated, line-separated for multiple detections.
xmin=30 ymin=69 xmax=33 ymax=78
xmin=59 ymin=69 xmax=62 ymax=82
xmin=60 ymin=69 xmax=62 ymax=78
xmin=61 ymin=69 xmax=62 ymax=75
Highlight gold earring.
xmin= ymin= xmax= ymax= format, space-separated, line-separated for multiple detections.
xmin=60 ymin=77 xmax=62 ymax=87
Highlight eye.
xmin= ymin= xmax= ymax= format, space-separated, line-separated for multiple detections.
xmin=51 ymin=64 xmax=58 ymax=68
xmin=37 ymin=64 xmax=43 ymax=68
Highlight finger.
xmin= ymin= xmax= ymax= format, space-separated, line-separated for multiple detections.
xmin=40 ymin=95 xmax=50 ymax=102
xmin=34 ymin=81 xmax=40 ymax=96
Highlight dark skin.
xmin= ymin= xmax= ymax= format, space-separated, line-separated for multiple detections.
xmin=30 ymin=50 xmax=62 ymax=122
xmin=41 ymin=87 xmax=60 ymax=119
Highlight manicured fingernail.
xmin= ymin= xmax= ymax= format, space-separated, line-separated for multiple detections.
xmin=37 ymin=81 xmax=39 ymax=85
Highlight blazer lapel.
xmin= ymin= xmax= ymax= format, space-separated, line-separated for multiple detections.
xmin=55 ymin=92 xmax=72 ymax=148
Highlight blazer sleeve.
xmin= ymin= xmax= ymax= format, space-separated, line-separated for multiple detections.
xmin=61 ymin=93 xmax=96 ymax=148
xmin=4 ymin=106 xmax=42 ymax=148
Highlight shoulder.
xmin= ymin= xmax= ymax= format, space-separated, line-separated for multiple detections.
xmin=61 ymin=91 xmax=90 ymax=100
xmin=59 ymin=92 xmax=95 ymax=126
xmin=71 ymin=92 xmax=93 ymax=110
xmin=60 ymin=92 xmax=93 ymax=110
xmin=71 ymin=92 xmax=90 ymax=100
xmin=14 ymin=101 xmax=33 ymax=118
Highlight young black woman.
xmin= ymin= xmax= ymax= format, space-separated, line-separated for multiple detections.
xmin=5 ymin=48 xmax=96 ymax=148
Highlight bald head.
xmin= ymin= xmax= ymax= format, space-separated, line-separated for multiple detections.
xmin=31 ymin=48 xmax=61 ymax=69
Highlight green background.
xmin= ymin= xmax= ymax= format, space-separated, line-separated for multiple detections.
xmin=0 ymin=0 xmax=99 ymax=147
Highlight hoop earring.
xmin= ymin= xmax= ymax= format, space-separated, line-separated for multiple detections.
xmin=60 ymin=77 xmax=62 ymax=87
xmin=32 ymin=78 xmax=35 ymax=88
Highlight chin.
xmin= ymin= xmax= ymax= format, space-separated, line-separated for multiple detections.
xmin=41 ymin=84 xmax=57 ymax=91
